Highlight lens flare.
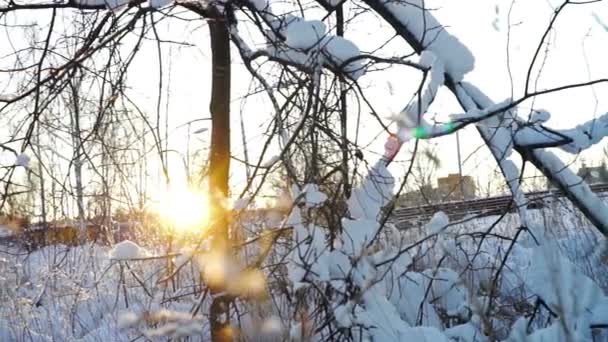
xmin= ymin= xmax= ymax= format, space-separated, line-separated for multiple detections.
xmin=158 ymin=186 xmax=209 ymax=233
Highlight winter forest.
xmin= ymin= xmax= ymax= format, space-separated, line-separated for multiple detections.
xmin=1 ymin=0 xmax=608 ymax=341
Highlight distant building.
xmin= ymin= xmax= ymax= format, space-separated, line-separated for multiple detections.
xmin=437 ymin=174 xmax=476 ymax=200
xmin=399 ymin=174 xmax=477 ymax=206
xmin=577 ymin=163 xmax=608 ymax=184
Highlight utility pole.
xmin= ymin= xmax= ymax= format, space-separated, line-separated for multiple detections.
xmin=456 ymin=131 xmax=466 ymax=200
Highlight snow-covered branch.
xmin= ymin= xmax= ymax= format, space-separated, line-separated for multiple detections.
xmin=363 ymin=0 xmax=608 ymax=238
xmin=552 ymin=112 xmax=608 ymax=153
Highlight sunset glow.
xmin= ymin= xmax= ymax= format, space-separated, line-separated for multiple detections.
xmin=158 ymin=186 xmax=210 ymax=233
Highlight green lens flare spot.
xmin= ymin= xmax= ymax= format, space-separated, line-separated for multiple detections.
xmin=413 ymin=127 xmax=425 ymax=139
xmin=446 ymin=121 xmax=455 ymax=133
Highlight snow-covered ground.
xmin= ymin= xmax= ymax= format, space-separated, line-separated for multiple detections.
xmin=0 ymin=191 xmax=607 ymax=341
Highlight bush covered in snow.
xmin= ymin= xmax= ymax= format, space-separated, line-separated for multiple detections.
xmin=1 ymin=0 xmax=608 ymax=341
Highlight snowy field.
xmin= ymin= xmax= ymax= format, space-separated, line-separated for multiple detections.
xmin=1 ymin=195 xmax=607 ymax=341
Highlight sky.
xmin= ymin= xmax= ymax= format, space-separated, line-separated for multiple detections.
xmin=1 ymin=0 xmax=608 ymax=212
xmin=132 ymin=0 xmax=608 ymax=194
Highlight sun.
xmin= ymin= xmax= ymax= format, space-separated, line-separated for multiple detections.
xmin=158 ymin=186 xmax=210 ymax=233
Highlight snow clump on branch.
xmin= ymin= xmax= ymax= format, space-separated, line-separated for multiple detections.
xmin=265 ymin=14 xmax=365 ymax=79
xmin=108 ymin=240 xmax=149 ymax=259
xmin=385 ymin=0 xmax=475 ymax=80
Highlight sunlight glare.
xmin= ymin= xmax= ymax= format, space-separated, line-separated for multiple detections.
xmin=159 ymin=186 xmax=209 ymax=233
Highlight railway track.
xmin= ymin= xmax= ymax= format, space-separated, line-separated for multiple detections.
xmin=392 ymin=182 xmax=608 ymax=228
xmin=4 ymin=183 xmax=608 ymax=247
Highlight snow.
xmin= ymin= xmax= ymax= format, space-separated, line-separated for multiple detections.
xmin=0 ymin=94 xmax=15 ymax=102
xmin=555 ymin=112 xmax=608 ymax=153
xmin=400 ymin=327 xmax=449 ymax=342
xmin=74 ymin=0 xmax=129 ymax=10
xmin=0 ymin=193 xmax=607 ymax=341
xmin=513 ymin=125 xmax=564 ymax=148
xmin=285 ymin=20 xmax=326 ymax=50
xmin=356 ymin=289 xmax=412 ymax=340
xmin=289 ymin=322 xmax=303 ymax=341
xmin=425 ymin=211 xmax=449 ymax=234
xmin=530 ymin=109 xmax=551 ymax=123
xmin=138 ymin=310 xmax=204 ymax=339
xmin=117 ymin=311 xmax=139 ymax=328
xmin=394 ymin=50 xmax=445 ymax=142
xmin=262 ymin=11 xmax=365 ymax=79
xmin=15 ymin=153 xmax=30 ymax=168
xmin=321 ymin=36 xmax=364 ymax=78
xmin=526 ymin=243 xmax=604 ymax=325
xmin=249 ymin=0 xmax=269 ymax=11
xmin=449 ymin=98 xmax=512 ymax=123
xmin=425 ymin=268 xmax=468 ymax=316
xmin=454 ymin=80 xmax=608 ymax=239
xmin=148 ymin=0 xmax=172 ymax=8
xmin=384 ymin=0 xmax=475 ymax=81
xmin=453 ymin=82 xmax=537 ymax=238
xmin=3 ymin=1 xmax=608 ymax=333
xmin=302 ymin=183 xmax=327 ymax=207
xmin=108 ymin=240 xmax=148 ymax=259
xmin=590 ymin=297 xmax=608 ymax=325
xmin=333 ymin=301 xmax=354 ymax=328
xmin=418 ymin=50 xmax=438 ymax=69
xmin=266 ymin=45 xmax=314 ymax=69
xmin=232 ymin=198 xmax=249 ymax=210
xmin=174 ymin=246 xmax=193 ymax=268
xmin=262 ymin=154 xmax=280 ymax=167
xmin=286 ymin=206 xmax=302 ymax=226
xmin=0 ymin=224 xmax=13 ymax=237
xmin=444 ymin=317 xmax=487 ymax=342
xmin=260 ymin=316 xmax=283 ymax=335
xmin=533 ymin=148 xmax=608 ymax=235
xmin=341 ymin=218 xmax=379 ymax=255
xmin=348 ymin=160 xmax=394 ymax=220
xmin=288 ymin=223 xmax=330 ymax=289
xmin=273 ymin=14 xmax=300 ymax=35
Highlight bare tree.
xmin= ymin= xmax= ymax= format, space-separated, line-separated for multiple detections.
xmin=1 ymin=1 xmax=607 ymax=341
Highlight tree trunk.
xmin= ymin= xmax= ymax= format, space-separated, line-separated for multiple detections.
xmin=207 ymin=15 xmax=232 ymax=342
xmin=36 ymin=125 xmax=47 ymax=226
xmin=68 ymin=76 xmax=86 ymax=243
